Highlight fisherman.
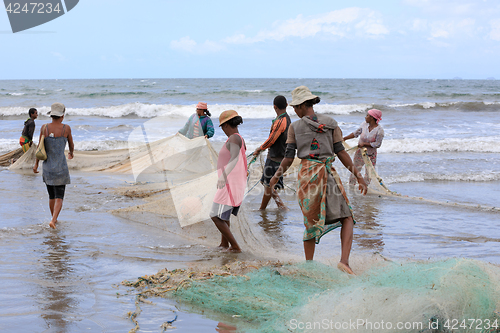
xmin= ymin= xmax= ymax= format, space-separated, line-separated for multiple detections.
xmin=19 ymin=108 xmax=38 ymax=152
xmin=251 ymin=96 xmax=291 ymax=210
xmin=270 ymin=86 xmax=367 ymax=274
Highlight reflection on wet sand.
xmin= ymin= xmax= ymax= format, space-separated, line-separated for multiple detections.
xmin=257 ymin=210 xmax=286 ymax=234
xmin=352 ymin=195 xmax=385 ymax=252
xmin=40 ymin=232 xmax=75 ymax=332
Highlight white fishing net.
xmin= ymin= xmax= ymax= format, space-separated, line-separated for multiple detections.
xmin=5 ymin=125 xmax=500 ymax=333
xmin=339 ymin=140 xmax=500 ymax=212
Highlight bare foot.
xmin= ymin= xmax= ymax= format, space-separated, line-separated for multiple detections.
xmin=337 ymin=262 xmax=356 ymax=275
xmin=224 ymin=247 xmax=242 ymax=253
xmin=49 ymin=221 xmax=57 ymax=229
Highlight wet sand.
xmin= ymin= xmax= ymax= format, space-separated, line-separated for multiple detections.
xmin=1 ymin=167 xmax=499 ymax=332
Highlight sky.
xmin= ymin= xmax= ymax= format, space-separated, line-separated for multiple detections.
xmin=1 ymin=0 xmax=500 ymax=80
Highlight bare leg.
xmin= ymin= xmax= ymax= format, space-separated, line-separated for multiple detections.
xmin=49 ymin=199 xmax=55 ymax=217
xmin=211 ymin=216 xmax=241 ymax=252
xmin=272 ymin=190 xmax=287 ymax=210
xmin=338 ymin=216 xmax=355 ymax=274
xmin=260 ymin=186 xmax=287 ymax=210
xmin=259 ymin=186 xmax=273 ymax=210
xmin=49 ymin=198 xmax=63 ymax=229
xmin=303 ymin=238 xmax=316 ymax=260
xmin=219 ymin=220 xmax=230 ymax=249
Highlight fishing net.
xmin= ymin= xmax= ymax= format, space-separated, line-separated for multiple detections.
xmin=0 ymin=147 xmax=24 ymax=167
xmin=5 ymin=124 xmax=500 ymax=333
xmin=339 ymin=141 xmax=500 ymax=213
xmin=122 ymin=258 xmax=500 ymax=333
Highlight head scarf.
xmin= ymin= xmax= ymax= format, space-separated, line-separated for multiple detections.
xmin=368 ymin=109 xmax=382 ymax=124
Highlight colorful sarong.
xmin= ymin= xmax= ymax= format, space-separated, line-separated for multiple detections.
xmin=19 ymin=135 xmax=31 ymax=153
xmin=298 ymin=157 xmax=354 ymax=244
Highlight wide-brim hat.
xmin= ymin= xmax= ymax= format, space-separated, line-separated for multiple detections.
xmin=196 ymin=102 xmax=208 ymax=110
xmin=289 ymin=85 xmax=318 ymax=106
xmin=48 ymin=102 xmax=66 ymax=116
xmin=219 ymin=110 xmax=239 ymax=126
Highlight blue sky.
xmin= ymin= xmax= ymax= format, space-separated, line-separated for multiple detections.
xmin=1 ymin=0 xmax=500 ymax=79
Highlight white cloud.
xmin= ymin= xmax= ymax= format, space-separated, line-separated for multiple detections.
xmin=171 ymin=8 xmax=389 ymax=53
xmin=201 ymin=40 xmax=225 ymax=53
xmin=403 ymin=0 xmax=475 ymax=15
xmin=426 ymin=18 xmax=476 ymax=41
xmin=354 ymin=13 xmax=389 ymax=37
xmin=223 ymin=8 xmax=389 ymax=44
xmin=489 ymin=19 xmax=500 ymax=41
xmin=430 ymin=28 xmax=449 ymax=38
xmin=405 ymin=0 xmax=500 ymax=42
xmin=170 ymin=36 xmax=197 ymax=52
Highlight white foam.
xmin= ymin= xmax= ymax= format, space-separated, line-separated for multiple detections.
xmin=380 ymin=137 xmax=500 ymax=153
xmin=421 ymin=102 xmax=436 ymax=109
xmin=388 ymin=101 xmax=500 ymax=109
xmin=316 ymin=103 xmax=372 ymax=115
xmin=76 ymin=140 xmax=129 ymax=151
xmin=385 ymin=171 xmax=500 ymax=183
xmin=0 ymin=139 xmax=20 ymax=154
xmin=0 ymin=103 xmax=371 ymax=118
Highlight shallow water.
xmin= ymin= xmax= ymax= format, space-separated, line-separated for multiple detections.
xmin=1 ymin=78 xmax=500 ymax=331
xmin=1 ymin=162 xmax=499 ymax=332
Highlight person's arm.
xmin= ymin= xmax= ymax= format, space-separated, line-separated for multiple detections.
xmin=33 ymin=124 xmax=45 ymax=173
xmin=27 ymin=121 xmax=35 ymax=143
xmin=269 ymin=157 xmax=294 ymax=190
xmin=337 ymin=150 xmax=367 ymax=195
xmin=343 ymin=133 xmax=355 ymax=141
xmin=66 ymin=126 xmax=74 ymax=159
xmin=217 ymin=134 xmax=242 ymax=189
xmin=344 ymin=125 xmax=362 ymax=141
xmin=178 ymin=115 xmax=192 ymax=136
xmin=253 ymin=117 xmax=287 ymax=155
xmin=357 ymin=141 xmax=371 ymax=148
xmin=204 ymin=118 xmax=214 ymax=138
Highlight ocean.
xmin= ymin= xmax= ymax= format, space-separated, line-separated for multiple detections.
xmin=1 ymin=78 xmax=499 ymax=332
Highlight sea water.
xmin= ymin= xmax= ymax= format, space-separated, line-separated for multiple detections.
xmin=1 ymin=78 xmax=499 ymax=332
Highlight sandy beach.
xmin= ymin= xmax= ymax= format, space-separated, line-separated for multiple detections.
xmin=1 ymin=78 xmax=500 ymax=332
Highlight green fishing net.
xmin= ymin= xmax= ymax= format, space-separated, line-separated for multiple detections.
xmin=124 ymin=258 xmax=500 ymax=332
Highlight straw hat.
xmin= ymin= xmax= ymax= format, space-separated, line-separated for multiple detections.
xmin=219 ymin=110 xmax=239 ymax=126
xmin=289 ymin=86 xmax=318 ymax=106
xmin=48 ymin=102 xmax=66 ymax=116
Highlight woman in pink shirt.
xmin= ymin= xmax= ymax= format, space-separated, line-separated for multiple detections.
xmin=210 ymin=110 xmax=247 ymax=253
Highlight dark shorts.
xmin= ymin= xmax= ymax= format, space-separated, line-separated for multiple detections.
xmin=46 ymin=185 xmax=66 ymax=200
xmin=210 ymin=202 xmax=240 ymax=221
xmin=260 ymin=159 xmax=284 ymax=190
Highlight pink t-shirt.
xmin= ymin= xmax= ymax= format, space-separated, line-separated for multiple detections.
xmin=213 ymin=134 xmax=247 ymax=207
